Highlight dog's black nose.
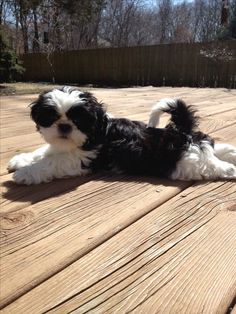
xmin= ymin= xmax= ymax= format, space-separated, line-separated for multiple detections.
xmin=58 ymin=123 xmax=72 ymax=134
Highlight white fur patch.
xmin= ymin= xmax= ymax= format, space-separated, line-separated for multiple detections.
xmin=9 ymin=145 xmax=97 ymax=185
xmin=171 ymin=142 xmax=236 ymax=180
xmin=214 ymin=143 xmax=236 ymax=165
xmin=39 ymin=122 xmax=87 ymax=151
xmin=148 ymin=98 xmax=176 ymax=128
xmin=46 ymin=88 xmax=84 ymax=114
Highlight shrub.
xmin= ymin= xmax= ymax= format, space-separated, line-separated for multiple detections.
xmin=0 ymin=28 xmax=25 ymax=82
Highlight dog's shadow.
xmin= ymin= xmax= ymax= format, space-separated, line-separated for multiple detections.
xmin=3 ymin=170 xmax=232 ymax=207
xmin=2 ymin=172 xmax=192 ymax=206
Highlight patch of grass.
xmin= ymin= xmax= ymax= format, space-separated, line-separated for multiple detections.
xmin=0 ymin=82 xmax=73 ymax=95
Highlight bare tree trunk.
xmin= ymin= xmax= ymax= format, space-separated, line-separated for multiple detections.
xmin=52 ymin=5 xmax=62 ymax=51
xmin=33 ymin=8 xmax=40 ymax=52
xmin=21 ymin=26 xmax=29 ymax=53
xmin=18 ymin=0 xmax=29 ymax=53
xmin=0 ymin=0 xmax=4 ymax=25
xmin=158 ymin=0 xmax=172 ymax=44
xmin=15 ymin=8 xmax=19 ymax=53
xmin=221 ymin=0 xmax=229 ymax=25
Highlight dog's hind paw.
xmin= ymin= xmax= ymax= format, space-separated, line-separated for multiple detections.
xmin=214 ymin=144 xmax=236 ymax=166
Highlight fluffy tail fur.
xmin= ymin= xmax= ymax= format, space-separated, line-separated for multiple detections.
xmin=148 ymin=98 xmax=198 ymax=134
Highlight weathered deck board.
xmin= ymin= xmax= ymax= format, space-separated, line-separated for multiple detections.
xmin=2 ymin=181 xmax=236 ymax=313
xmin=0 ymin=87 xmax=236 ymax=313
xmin=0 ymin=177 xmax=190 ymax=307
xmin=1 ymin=124 xmax=235 ymax=307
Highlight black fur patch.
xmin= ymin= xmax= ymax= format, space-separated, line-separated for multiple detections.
xmin=164 ymin=99 xmax=199 ymax=134
xmin=93 ymin=118 xmax=191 ymax=177
xmin=77 ymin=96 xmax=213 ymax=178
xmin=66 ymin=97 xmax=107 ymax=149
xmin=30 ymin=92 xmax=60 ymax=127
xmin=79 ymin=92 xmax=93 ymax=99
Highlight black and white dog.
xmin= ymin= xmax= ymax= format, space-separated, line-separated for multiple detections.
xmin=8 ymin=86 xmax=236 ymax=184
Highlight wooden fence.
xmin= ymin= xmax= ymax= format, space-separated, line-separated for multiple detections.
xmin=21 ymin=40 xmax=236 ymax=88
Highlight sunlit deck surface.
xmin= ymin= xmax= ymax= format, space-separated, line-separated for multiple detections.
xmin=1 ymin=87 xmax=236 ymax=313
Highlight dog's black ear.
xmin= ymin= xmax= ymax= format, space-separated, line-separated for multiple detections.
xmin=30 ymin=92 xmax=60 ymax=127
xmin=79 ymin=91 xmax=107 ymax=123
xmin=86 ymin=95 xmax=107 ymax=128
xmin=79 ymin=91 xmax=93 ymax=99
xmin=79 ymin=92 xmax=102 ymax=106
xmin=66 ymin=92 xmax=107 ymax=136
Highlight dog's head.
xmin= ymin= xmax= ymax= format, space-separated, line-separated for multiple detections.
xmin=30 ymin=86 xmax=107 ymax=151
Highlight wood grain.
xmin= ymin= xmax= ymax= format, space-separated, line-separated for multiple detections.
xmin=1 ymin=87 xmax=236 ymax=313
xmin=2 ymin=181 xmax=235 ymax=313
xmin=0 ymin=176 xmax=190 ymax=308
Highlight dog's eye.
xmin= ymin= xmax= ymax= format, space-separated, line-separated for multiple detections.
xmin=67 ymin=106 xmax=96 ymax=133
xmin=72 ymin=119 xmax=78 ymax=124
xmin=31 ymin=105 xmax=60 ymax=127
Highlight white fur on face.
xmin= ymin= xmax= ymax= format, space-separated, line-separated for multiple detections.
xmin=47 ymin=88 xmax=84 ymax=114
xmin=39 ymin=120 xmax=87 ymax=152
xmin=38 ymin=88 xmax=88 ymax=151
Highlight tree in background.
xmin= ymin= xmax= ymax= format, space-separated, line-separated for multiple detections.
xmin=218 ymin=0 xmax=236 ymax=39
xmin=0 ymin=0 xmax=235 ymax=54
xmin=16 ymin=0 xmax=31 ymax=53
xmin=228 ymin=5 xmax=236 ymax=38
xmin=99 ymin=0 xmax=143 ymax=47
xmin=58 ymin=0 xmax=105 ymax=49
xmin=0 ymin=26 xmax=25 ymax=82
xmin=158 ymin=0 xmax=172 ymax=43
xmin=171 ymin=1 xmax=193 ymax=43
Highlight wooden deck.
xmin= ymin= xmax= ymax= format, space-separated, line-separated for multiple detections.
xmin=0 ymin=87 xmax=236 ymax=313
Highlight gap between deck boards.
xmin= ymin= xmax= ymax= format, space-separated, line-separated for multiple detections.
xmin=1 ymin=123 xmax=236 ymax=309
xmin=1 ymin=181 xmax=236 ymax=313
xmin=1 ymin=89 xmax=236 ymax=312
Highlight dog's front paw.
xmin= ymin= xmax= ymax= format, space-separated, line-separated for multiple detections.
xmin=13 ymin=166 xmax=52 ymax=185
xmin=13 ymin=167 xmax=36 ymax=185
xmin=8 ymin=153 xmax=34 ymax=173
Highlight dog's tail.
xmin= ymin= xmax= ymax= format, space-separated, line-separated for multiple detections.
xmin=147 ymin=98 xmax=199 ymax=134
